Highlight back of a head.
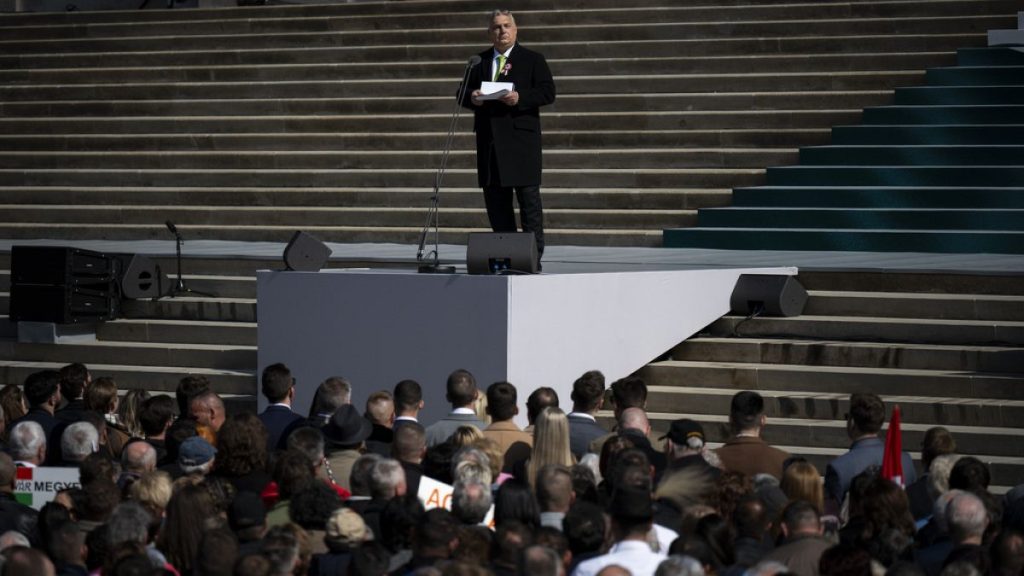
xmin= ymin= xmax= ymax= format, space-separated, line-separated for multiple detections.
xmin=781 ymin=499 xmax=820 ymax=535
xmin=848 ymin=393 xmax=885 ymax=435
xmin=122 ymin=440 xmax=157 ymax=473
xmin=139 ymin=395 xmax=177 ymax=437
xmin=416 ymin=507 xmax=459 ymax=553
xmin=618 ymin=407 xmax=649 ymax=434
xmin=61 ymin=421 xmax=99 ymax=463
xmin=176 ymin=374 xmax=210 ymax=417
xmin=564 ymin=500 xmax=606 ymax=555
xmin=286 ymin=426 xmax=325 ymax=465
xmin=393 ymin=421 xmax=426 ymax=462
xmin=527 ymin=387 xmax=560 ymax=424
xmin=535 ymin=464 xmax=573 ymax=512
xmin=921 ymin=427 xmax=957 ymax=469
xmin=452 ymin=478 xmax=492 ymax=525
xmin=289 ymin=481 xmax=343 ymax=531
xmin=9 ymin=420 xmax=46 ymax=462
xmin=369 ymin=458 xmax=406 ymax=500
xmin=80 ymin=478 xmax=121 ymax=523
xmin=729 ymin=391 xmax=765 ymax=434
xmin=260 ymin=362 xmax=293 ymax=403
xmin=733 ymin=495 xmax=770 ymax=539
xmin=446 ymin=369 xmax=477 ymax=408
xmin=393 ymin=379 xmax=423 ymax=413
xmin=522 ymin=545 xmax=562 ymax=576
xmin=571 ymin=371 xmax=605 ymax=412
xmin=365 ymin=390 xmax=394 ymax=426
xmin=949 ymin=456 xmax=990 ymax=492
xmin=2 ymin=546 xmax=55 ymax=576
xmin=261 ymin=525 xmax=299 ymax=576
xmin=350 ymin=453 xmax=383 ymax=497
xmin=610 ymin=376 xmax=647 ymax=411
xmin=310 ymin=377 xmax=352 ymax=419
xmin=946 ymin=491 xmax=988 ymax=543
xmin=485 ymin=381 xmax=518 ymax=422
xmin=23 ymin=370 xmax=60 ymax=408
xmin=656 ymin=555 xmax=707 ymax=576
xmin=59 ymin=363 xmax=89 ymax=401
xmin=107 ymin=501 xmax=152 ymax=546
xmin=494 ymin=478 xmax=541 ymax=528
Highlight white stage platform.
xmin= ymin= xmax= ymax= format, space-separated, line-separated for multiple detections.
xmin=257 ymin=266 xmax=795 ymax=426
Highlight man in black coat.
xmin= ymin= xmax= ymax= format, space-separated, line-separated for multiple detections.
xmin=462 ymin=9 xmax=556 ymax=261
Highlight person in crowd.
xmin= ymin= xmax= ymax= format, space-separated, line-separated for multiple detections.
xmin=83 ymin=376 xmax=131 ymax=459
xmin=117 ymin=389 xmax=150 ymax=440
xmin=307 ymin=376 xmax=352 ymax=428
xmin=731 ymin=494 xmax=773 ymax=569
xmin=177 ymin=436 xmax=217 ymax=477
xmin=524 ymin=407 xmax=574 ymax=490
xmin=494 ymin=478 xmax=541 ymax=530
xmin=189 ymin=389 xmax=227 ymax=438
xmin=319 ymin=404 xmax=372 ymax=492
xmin=425 ymin=369 xmax=487 ymax=447
xmin=55 ymin=363 xmax=90 ymax=424
xmin=536 ymin=464 xmax=574 ymax=530
xmin=943 ymin=490 xmax=990 ymax=572
xmin=10 ymin=420 xmax=47 ymax=468
xmin=567 ymin=370 xmax=607 ymax=458
xmin=482 ymin=381 xmax=533 ymax=471
xmin=392 ymin=379 xmax=424 ymax=430
xmin=907 ymin=427 xmax=957 ymax=521
xmin=452 ymin=477 xmax=492 ymax=526
xmin=118 ymin=440 xmax=157 ymax=495
xmin=213 ymin=412 xmax=271 ymax=493
xmin=258 ymin=363 xmax=306 ymax=452
xmin=59 ymin=421 xmax=98 ymax=465
xmin=364 ymin=390 xmax=395 ymax=457
xmin=175 ymin=374 xmax=210 ymax=418
xmin=574 ymin=485 xmax=667 ymax=576
xmin=714 ymin=391 xmax=790 ymax=481
xmin=392 ymin=421 xmax=426 ymax=496
xmin=762 ymin=500 xmax=831 ymax=575
xmin=781 ymin=458 xmax=825 ymax=514
xmin=617 ymin=407 xmax=666 ymax=479
xmin=138 ymin=395 xmax=176 ymax=465
xmin=0 ymin=452 xmax=37 ymax=539
xmin=0 ymin=385 xmax=27 ymax=441
xmin=359 ymin=458 xmax=406 ymax=538
xmin=11 ymin=370 xmax=62 ymax=462
xmin=526 ymin=386 xmax=560 ymax=435
xmin=158 ymin=482 xmax=217 ymax=574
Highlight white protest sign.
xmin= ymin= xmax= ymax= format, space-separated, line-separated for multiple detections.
xmin=14 ymin=467 xmax=81 ymax=510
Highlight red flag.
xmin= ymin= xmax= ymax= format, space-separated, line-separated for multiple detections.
xmin=882 ymin=404 xmax=904 ymax=487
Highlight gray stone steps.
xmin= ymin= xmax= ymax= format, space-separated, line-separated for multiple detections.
xmin=0 ymin=357 xmax=253 ymax=396
xmin=96 ymin=318 xmax=256 ymax=346
xmin=796 ymin=270 xmax=1024 ymax=295
xmin=0 ymin=52 xmax=956 ymax=83
xmin=637 ymin=360 xmax=1024 ymax=401
xmin=0 ymin=223 xmax=665 ymax=247
xmin=0 ymin=73 xmax=922 ymax=100
xmin=0 ymin=92 xmax=892 ymax=116
xmin=0 ymin=37 xmax=985 ymax=68
xmin=0 ymin=110 xmax=863 ymax=132
xmin=0 ymin=205 xmax=695 ymax=230
xmin=804 ymin=290 xmax=1024 ymax=321
xmin=645 ymin=385 xmax=1024 ymax=429
xmin=0 ymin=149 xmax=797 ymax=170
xmin=0 ymin=168 xmax=767 ymax=190
xmin=121 ymin=297 xmax=257 ymax=323
xmin=0 ymin=12 xmax=1010 ymax=46
xmin=0 ymin=338 xmax=256 ymax=371
xmin=708 ymin=314 xmax=1024 ymax=346
xmin=672 ymin=337 xmax=1024 ymax=374
xmin=0 ymin=130 xmax=830 ymax=151
xmin=0 ymin=186 xmax=732 ymax=210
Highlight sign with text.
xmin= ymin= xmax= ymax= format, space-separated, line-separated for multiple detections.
xmin=417 ymin=475 xmax=494 ymax=527
xmin=14 ymin=467 xmax=81 ymax=510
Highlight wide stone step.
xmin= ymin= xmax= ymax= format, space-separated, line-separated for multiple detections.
xmin=732 ymin=186 xmax=1024 ymax=208
xmin=863 ymin=105 xmax=1024 ymax=124
xmin=0 ymin=223 xmax=664 ymax=247
xmin=0 ymin=186 xmax=732 ymax=210
xmin=927 ymin=65 xmax=1024 ymax=86
xmin=637 ymin=360 xmax=1024 ymax=401
xmin=0 ymin=111 xmax=861 ymax=134
xmin=766 ymin=166 xmax=1024 ymax=187
xmin=795 ymin=271 xmax=1024 ymax=296
xmin=0 ymin=14 xmax=1008 ymax=49
xmin=0 ymin=52 xmax=954 ymax=84
xmin=0 ymin=130 xmax=828 ymax=151
xmin=894 ymin=85 xmax=1024 ymax=105
xmin=97 ymin=318 xmax=256 ymax=346
xmin=0 ymin=92 xmax=892 ymax=117
xmin=0 ymin=72 xmax=921 ymax=100
xmin=0 ymin=149 xmax=795 ymax=170
xmin=830 ymin=125 xmax=1024 ymax=145
xmin=803 ymin=290 xmax=1024 ymax=320
xmin=0 ymin=358 xmax=253 ymax=395
xmin=663 ymin=227 xmax=1024 ymax=253
xmin=0 ymin=205 xmax=695 ymax=230
xmin=707 ymin=315 xmax=1024 ymax=346
xmin=958 ymin=47 xmax=1024 ymax=66
xmin=0 ymin=168 xmax=766 ymax=189
xmin=0 ymin=339 xmax=255 ymax=371
xmin=121 ymin=296 xmax=257 ymax=322
xmin=696 ymin=207 xmax=1024 ymax=230
xmin=800 ymin=145 xmax=1024 ymax=165
xmin=671 ymin=337 xmax=1024 ymax=374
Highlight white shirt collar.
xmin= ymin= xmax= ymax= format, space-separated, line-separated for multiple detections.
xmin=492 ymin=45 xmax=514 ymax=58
xmin=452 ymin=408 xmax=476 ymax=415
xmin=569 ymin=412 xmax=596 ymax=422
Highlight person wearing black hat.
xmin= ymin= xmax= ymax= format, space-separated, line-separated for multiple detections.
xmin=321 ymin=404 xmax=372 ymax=492
xmin=661 ymin=418 xmax=721 ymax=481
xmin=573 ymin=486 xmax=667 ymax=576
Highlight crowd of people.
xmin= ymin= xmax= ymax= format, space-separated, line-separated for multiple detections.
xmin=0 ymin=363 xmax=1020 ymax=576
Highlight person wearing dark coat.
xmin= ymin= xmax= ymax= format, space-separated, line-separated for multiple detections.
xmin=257 ymin=363 xmax=305 ymax=452
xmin=461 ymin=9 xmax=556 ymax=261
xmin=0 ymin=453 xmax=38 ymax=541
xmin=10 ymin=370 xmax=63 ymax=465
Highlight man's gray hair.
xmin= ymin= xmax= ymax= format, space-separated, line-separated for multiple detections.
xmin=946 ymin=490 xmax=988 ymax=543
xmin=369 ymin=458 xmax=405 ymax=500
xmin=122 ymin=441 xmax=157 ymax=473
xmin=9 ymin=421 xmax=46 ymax=461
xmin=928 ymin=453 xmax=963 ymax=500
xmin=451 ymin=446 xmax=490 ymax=480
xmin=931 ymin=489 xmax=963 ymax=533
xmin=454 ymin=459 xmax=492 ymax=486
xmin=742 ymin=560 xmax=788 ymax=576
xmin=490 ymin=9 xmax=514 ymax=23
xmin=522 ymin=544 xmax=562 ymax=576
xmin=61 ymin=421 xmax=99 ymax=462
xmin=452 ymin=478 xmax=492 ymax=525
xmin=350 ymin=453 xmax=383 ymax=497
xmin=286 ymin=426 xmax=325 ymax=465
xmin=657 ymin=555 xmax=707 ymax=576
xmin=108 ymin=501 xmax=152 ymax=546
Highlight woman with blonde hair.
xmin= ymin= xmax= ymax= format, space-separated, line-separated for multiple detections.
xmin=450 ymin=425 xmax=484 ymax=448
xmin=780 ymin=459 xmax=825 ymax=514
xmin=118 ymin=389 xmax=150 ymax=439
xmin=524 ymin=407 xmax=574 ymax=488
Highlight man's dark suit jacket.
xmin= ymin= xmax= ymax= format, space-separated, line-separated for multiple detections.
xmin=461 ymin=43 xmax=555 ymax=188
xmin=258 ymin=405 xmax=304 ymax=452
xmin=567 ymin=413 xmax=607 ymax=458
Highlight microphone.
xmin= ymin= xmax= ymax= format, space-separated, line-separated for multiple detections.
xmin=165 ymin=220 xmax=179 ymax=236
xmin=467 ymin=55 xmax=482 ymax=67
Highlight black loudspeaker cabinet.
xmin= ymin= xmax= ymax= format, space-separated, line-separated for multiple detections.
xmin=284 ymin=231 xmax=332 ymax=272
xmin=466 ymin=232 xmax=539 ymax=275
xmin=9 ymin=245 xmax=121 ymax=324
xmin=729 ymin=274 xmax=808 ymax=318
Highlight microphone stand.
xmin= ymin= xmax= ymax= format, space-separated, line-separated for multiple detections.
xmin=164 ymin=221 xmax=217 ymax=299
xmin=416 ymin=55 xmax=481 ymax=274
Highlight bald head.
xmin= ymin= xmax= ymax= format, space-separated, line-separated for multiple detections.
xmin=122 ymin=441 xmax=157 ymax=474
xmin=619 ymin=407 xmax=650 ymax=435
xmin=190 ymin=390 xmax=226 ymax=432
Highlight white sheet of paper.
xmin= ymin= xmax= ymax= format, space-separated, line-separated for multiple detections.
xmin=479 ymin=81 xmax=514 ymax=100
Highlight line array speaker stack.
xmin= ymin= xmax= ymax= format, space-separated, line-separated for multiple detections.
xmin=9 ymin=246 xmax=122 ymax=324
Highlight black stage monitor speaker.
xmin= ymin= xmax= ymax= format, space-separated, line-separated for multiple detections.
xmin=9 ymin=245 xmax=121 ymax=324
xmin=284 ymin=231 xmax=331 ymax=272
xmin=119 ymin=254 xmax=170 ymax=299
xmin=730 ymin=274 xmax=808 ymax=317
xmin=467 ymin=232 xmax=539 ymax=275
